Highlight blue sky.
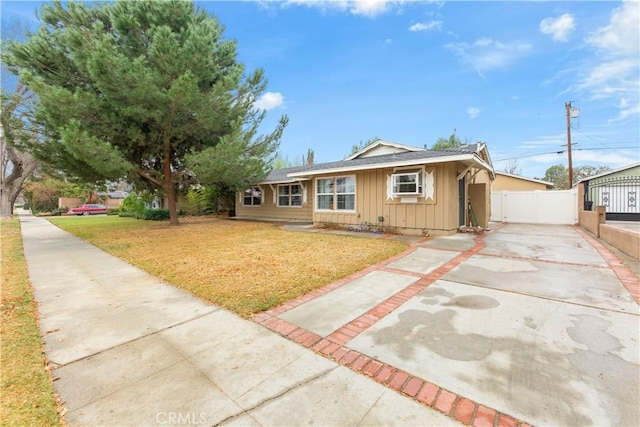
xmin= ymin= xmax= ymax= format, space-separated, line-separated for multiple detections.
xmin=3 ymin=1 xmax=639 ymax=179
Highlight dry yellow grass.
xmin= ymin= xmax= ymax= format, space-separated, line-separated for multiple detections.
xmin=1 ymin=218 xmax=61 ymax=426
xmin=49 ymin=216 xmax=408 ymax=317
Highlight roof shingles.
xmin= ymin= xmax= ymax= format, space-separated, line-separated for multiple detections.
xmin=261 ymin=143 xmax=484 ymax=184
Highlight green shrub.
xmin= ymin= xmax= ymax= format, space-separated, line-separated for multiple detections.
xmin=182 ymin=186 xmax=215 ymax=216
xmin=106 ymin=208 xmax=119 ymax=215
xmin=143 ymin=209 xmax=170 ymax=221
xmin=119 ymin=193 xmax=147 ymax=218
xmin=51 ymin=208 xmax=68 ymax=216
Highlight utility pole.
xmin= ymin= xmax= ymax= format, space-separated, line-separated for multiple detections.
xmin=565 ymin=101 xmax=573 ymax=188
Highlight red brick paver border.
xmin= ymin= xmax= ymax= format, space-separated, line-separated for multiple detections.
xmin=254 ymin=227 xmax=532 ymax=426
xmin=573 ymin=225 xmax=640 ymax=304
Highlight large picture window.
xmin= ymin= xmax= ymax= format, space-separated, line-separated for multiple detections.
xmin=243 ymin=186 xmax=262 ymax=206
xmin=278 ymin=184 xmax=302 ymax=207
xmin=392 ymin=171 xmax=423 ymax=195
xmin=316 ymin=176 xmax=355 ymax=211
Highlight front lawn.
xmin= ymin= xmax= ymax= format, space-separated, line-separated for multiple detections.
xmin=48 ymin=216 xmax=408 ymax=317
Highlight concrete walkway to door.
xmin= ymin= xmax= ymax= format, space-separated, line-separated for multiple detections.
xmin=256 ymin=223 xmax=640 ymax=427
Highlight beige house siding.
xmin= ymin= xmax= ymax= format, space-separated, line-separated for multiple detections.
xmin=234 ymin=142 xmax=494 ymax=235
xmin=493 ymin=174 xmax=550 ymax=191
xmin=311 ymin=163 xmax=474 ymax=235
xmin=468 ymin=169 xmax=492 ymax=228
xmin=235 ymin=183 xmax=313 ymax=221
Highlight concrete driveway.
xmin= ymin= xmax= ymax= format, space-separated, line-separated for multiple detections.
xmin=259 ymin=223 xmax=640 ymax=426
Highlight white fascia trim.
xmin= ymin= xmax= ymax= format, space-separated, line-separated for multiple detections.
xmin=496 ymin=171 xmax=553 ymax=186
xmin=287 ymin=154 xmax=479 ymax=178
xmin=473 ymin=154 xmax=495 ymax=178
xmin=345 ymin=139 xmax=426 ymax=160
xmin=258 ymin=177 xmax=311 ymax=185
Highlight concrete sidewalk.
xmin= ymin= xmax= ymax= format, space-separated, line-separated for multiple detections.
xmin=19 ymin=212 xmax=457 ymax=426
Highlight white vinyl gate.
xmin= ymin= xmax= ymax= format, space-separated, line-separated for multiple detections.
xmin=491 ymin=189 xmax=578 ymax=224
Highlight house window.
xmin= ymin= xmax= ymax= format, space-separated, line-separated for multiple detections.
xmin=316 ymin=176 xmax=355 ymax=211
xmin=243 ymin=186 xmax=262 ymax=206
xmin=317 ymin=178 xmax=334 ymax=210
xmin=278 ymin=184 xmax=302 ymax=207
xmin=392 ymin=171 xmax=423 ymax=195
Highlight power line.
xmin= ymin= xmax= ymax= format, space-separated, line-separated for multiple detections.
xmin=494 ymin=146 xmax=638 ymax=162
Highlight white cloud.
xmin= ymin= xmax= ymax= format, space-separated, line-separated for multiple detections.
xmin=521 ymin=133 xmax=566 ymax=149
xmin=586 ymin=0 xmax=639 ymax=56
xmin=467 ymin=107 xmax=481 ymax=119
xmin=283 ymin=0 xmax=399 ymax=17
xmin=575 ymin=58 xmax=638 ymax=99
xmin=351 ymin=0 xmax=389 ymax=17
xmin=575 ymin=0 xmax=640 ymax=120
xmin=446 ymin=38 xmax=532 ymax=76
xmin=384 ymin=38 xmax=393 ymax=45
xmin=539 ymin=13 xmax=575 ymax=42
xmin=254 ymin=92 xmax=284 ymax=110
xmin=409 ymin=20 xmax=442 ymax=32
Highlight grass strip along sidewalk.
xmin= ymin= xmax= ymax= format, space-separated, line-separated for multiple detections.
xmin=49 ymin=215 xmax=408 ymax=317
xmin=1 ymin=218 xmax=61 ymax=426
xmin=1 ymin=214 xmax=406 ymax=425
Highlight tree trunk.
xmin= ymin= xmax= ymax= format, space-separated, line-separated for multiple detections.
xmin=163 ymin=137 xmax=179 ymax=226
xmin=1 ymin=141 xmax=38 ymax=219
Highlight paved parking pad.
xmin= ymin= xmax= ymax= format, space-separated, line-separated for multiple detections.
xmin=479 ymin=224 xmax=609 ymax=266
xmin=420 ymin=232 xmax=477 ymax=252
xmin=279 ymin=270 xmax=418 ymax=336
xmin=347 ymin=279 xmax=639 ymax=426
xmin=264 ymin=223 xmax=639 ymax=426
xmin=386 ymin=247 xmax=461 ymax=275
xmin=444 ymin=254 xmax=639 ymax=314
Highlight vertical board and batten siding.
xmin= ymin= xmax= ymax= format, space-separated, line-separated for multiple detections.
xmin=312 ymin=163 xmax=461 ymax=234
xmin=491 ymin=189 xmax=577 ymax=224
xmin=235 ymin=183 xmax=313 ymax=221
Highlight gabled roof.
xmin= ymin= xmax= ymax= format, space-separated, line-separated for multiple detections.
xmin=495 ymin=171 xmax=554 ymax=188
xmin=259 ymin=142 xmax=494 ymax=184
xmin=576 ymin=162 xmax=640 ymax=184
xmin=346 ymin=139 xmax=426 ymax=160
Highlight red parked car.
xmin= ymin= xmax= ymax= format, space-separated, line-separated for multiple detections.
xmin=68 ymin=204 xmax=108 ymax=215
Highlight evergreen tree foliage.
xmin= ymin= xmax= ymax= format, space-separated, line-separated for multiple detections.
xmin=5 ymin=0 xmax=288 ymax=225
xmin=431 ymin=129 xmax=465 ymax=150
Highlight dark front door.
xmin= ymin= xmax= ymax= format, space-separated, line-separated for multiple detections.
xmin=458 ymin=177 xmax=466 ymax=226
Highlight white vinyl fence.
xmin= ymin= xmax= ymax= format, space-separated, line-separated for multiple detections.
xmin=491 ymin=189 xmax=578 ymax=224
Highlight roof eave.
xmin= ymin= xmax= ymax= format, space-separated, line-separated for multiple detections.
xmin=287 ymin=153 xmax=491 ymax=178
xmin=257 ymin=177 xmax=312 ymax=185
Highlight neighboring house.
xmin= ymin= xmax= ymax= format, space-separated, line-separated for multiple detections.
xmin=578 ymin=162 xmax=640 ymax=221
xmin=98 ymin=190 xmax=130 ymax=208
xmin=493 ymin=172 xmax=553 ymax=191
xmin=235 ymin=139 xmax=495 ymax=236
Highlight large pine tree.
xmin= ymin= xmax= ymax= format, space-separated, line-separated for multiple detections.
xmin=5 ymin=0 xmax=287 ymax=225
